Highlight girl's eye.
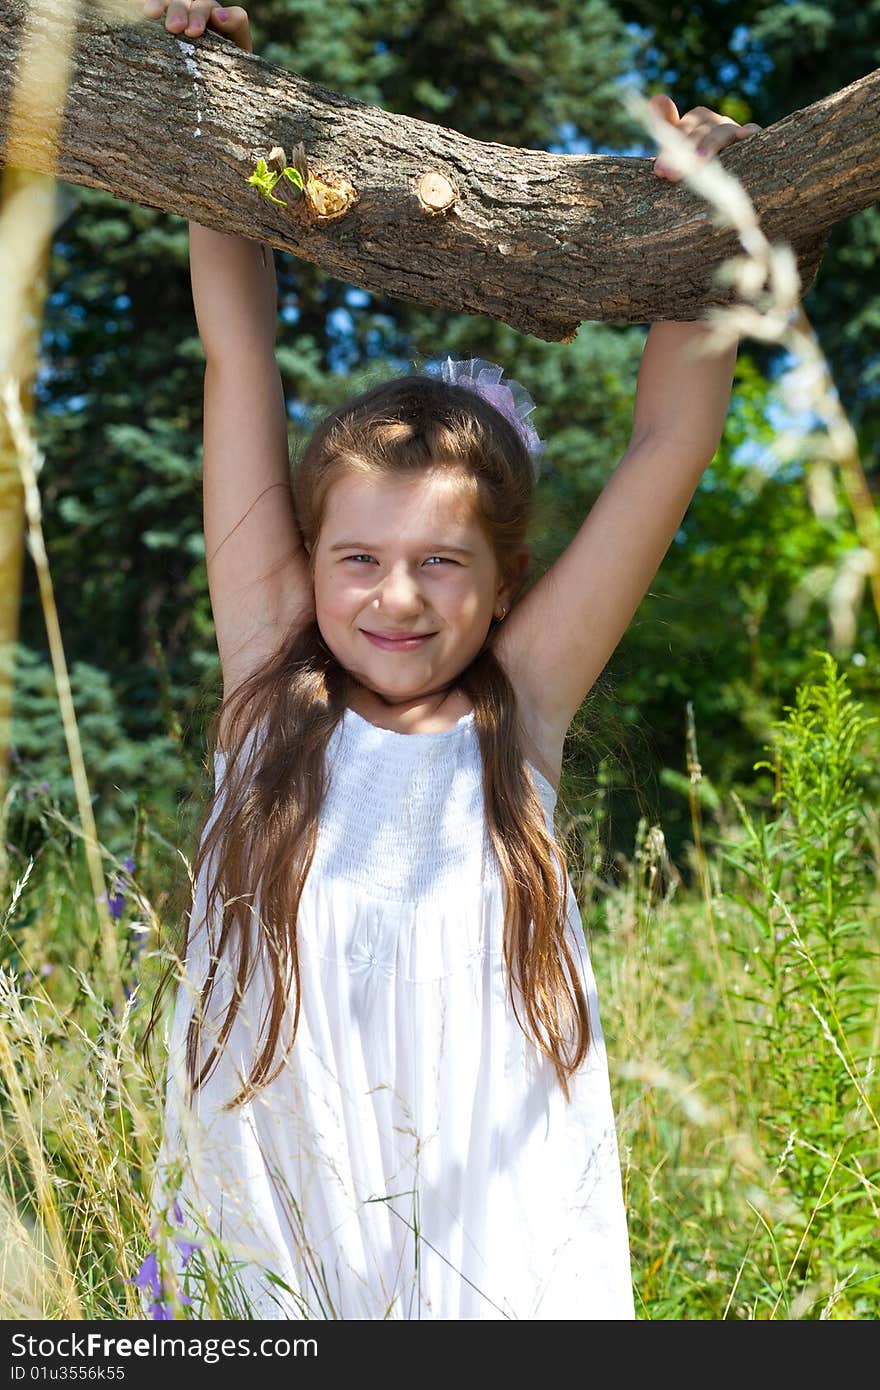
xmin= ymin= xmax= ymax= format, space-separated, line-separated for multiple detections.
xmin=342 ymin=555 xmax=457 ymax=566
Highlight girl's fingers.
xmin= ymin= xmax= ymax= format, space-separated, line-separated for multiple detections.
xmin=163 ymin=0 xmax=191 ymax=31
xmin=182 ymin=0 xmax=217 ymax=35
xmin=696 ymin=122 xmax=742 ymax=155
xmin=207 ymin=6 xmax=253 ymax=50
xmin=654 ymin=105 xmax=760 ymax=179
xmin=139 ymin=0 xmax=252 ymax=50
xmin=648 ymin=93 xmax=680 ymax=126
xmin=678 ymin=109 xmax=733 ymax=143
xmin=649 ymin=93 xmax=681 ymax=178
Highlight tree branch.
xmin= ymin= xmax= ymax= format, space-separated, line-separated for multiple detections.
xmin=1 ymin=0 xmax=877 ymax=340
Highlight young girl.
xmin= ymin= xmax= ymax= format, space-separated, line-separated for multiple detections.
xmin=140 ymin=0 xmax=758 ymax=1320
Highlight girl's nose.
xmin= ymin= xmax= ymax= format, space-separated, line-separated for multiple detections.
xmin=375 ymin=565 xmax=424 ymax=614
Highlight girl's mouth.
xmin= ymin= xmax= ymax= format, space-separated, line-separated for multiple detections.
xmin=361 ymin=631 xmax=437 ymax=652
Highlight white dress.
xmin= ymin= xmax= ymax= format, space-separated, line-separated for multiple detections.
xmin=155 ymin=707 xmax=635 ymax=1320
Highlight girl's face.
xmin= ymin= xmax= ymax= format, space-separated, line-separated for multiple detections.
xmin=312 ymin=469 xmax=512 ymax=708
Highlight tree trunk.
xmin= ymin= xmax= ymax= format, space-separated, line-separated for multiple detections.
xmin=1 ymin=0 xmax=878 ymax=340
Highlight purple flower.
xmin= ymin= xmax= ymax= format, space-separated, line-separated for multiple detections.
xmin=106 ymin=891 xmax=126 ymax=921
xmin=122 ymin=855 xmax=137 ymax=875
xmin=134 ymin=1199 xmax=200 ymax=1316
xmin=133 ymin=1251 xmax=160 ymax=1297
xmin=176 ymin=1238 xmax=200 ymax=1270
xmin=147 ymin=1293 xmax=192 ymax=1318
xmin=39 ymin=962 xmax=53 ymax=978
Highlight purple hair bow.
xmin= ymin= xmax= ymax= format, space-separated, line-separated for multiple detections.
xmin=432 ymin=357 xmax=544 ymax=477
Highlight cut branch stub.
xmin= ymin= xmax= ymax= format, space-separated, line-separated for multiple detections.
xmin=416 ymin=170 xmax=458 ymax=214
xmin=302 ymin=167 xmax=358 ymax=221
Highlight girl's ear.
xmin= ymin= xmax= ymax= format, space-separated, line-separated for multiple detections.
xmin=512 ymin=547 xmax=530 ymax=582
xmin=499 ymin=547 xmax=530 ymax=604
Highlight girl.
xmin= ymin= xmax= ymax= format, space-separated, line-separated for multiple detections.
xmin=139 ymin=0 xmax=758 ymax=1319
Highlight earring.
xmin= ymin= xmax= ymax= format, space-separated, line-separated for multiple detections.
xmin=496 ymin=605 xmax=507 ymax=621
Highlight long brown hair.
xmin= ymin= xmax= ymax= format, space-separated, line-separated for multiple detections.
xmin=145 ymin=373 xmax=591 ymax=1106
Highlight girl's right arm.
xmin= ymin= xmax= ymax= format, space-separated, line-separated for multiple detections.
xmin=141 ymin=2 xmax=314 ymax=719
xmin=192 ymin=223 xmax=314 ymax=709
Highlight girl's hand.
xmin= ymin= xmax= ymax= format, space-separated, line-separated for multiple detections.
xmin=137 ymin=0 xmax=253 ymax=53
xmin=650 ymin=94 xmax=761 ymax=180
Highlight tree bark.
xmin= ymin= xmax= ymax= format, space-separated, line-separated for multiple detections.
xmin=1 ymin=0 xmax=878 ymax=341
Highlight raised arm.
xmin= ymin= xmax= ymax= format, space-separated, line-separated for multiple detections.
xmin=493 ymin=96 xmax=760 ymax=787
xmin=139 ymin=2 xmax=314 ymax=727
xmin=191 ymin=222 xmax=314 ymax=705
xmin=495 ymin=317 xmax=739 ymax=787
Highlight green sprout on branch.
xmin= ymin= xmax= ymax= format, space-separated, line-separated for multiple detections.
xmin=246 ymin=158 xmax=305 ymax=206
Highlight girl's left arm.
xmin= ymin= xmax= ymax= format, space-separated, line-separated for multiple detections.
xmin=496 ymin=321 xmax=738 ymax=772
xmin=495 ymin=97 xmax=760 ymax=778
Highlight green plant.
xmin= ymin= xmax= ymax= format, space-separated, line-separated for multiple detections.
xmin=246 ymin=157 xmax=305 ymax=205
xmin=722 ymin=650 xmax=880 ymax=1317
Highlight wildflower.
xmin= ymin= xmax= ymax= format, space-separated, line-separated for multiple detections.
xmin=146 ymin=1294 xmax=193 ymax=1319
xmin=106 ymin=891 xmax=126 ymax=921
xmin=176 ymin=1238 xmax=199 ymax=1269
xmin=39 ymin=962 xmax=53 ymax=978
xmin=169 ymin=1197 xmax=204 ymax=1269
xmin=105 ymin=858 xmax=136 ymax=924
xmin=131 ymin=1241 xmax=196 ymax=1320
xmin=135 ymin=1198 xmax=202 ymax=1293
xmin=133 ymin=1251 xmax=160 ymax=1298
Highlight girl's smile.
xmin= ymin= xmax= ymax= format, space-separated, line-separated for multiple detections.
xmin=360 ymin=630 xmax=438 ymax=650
